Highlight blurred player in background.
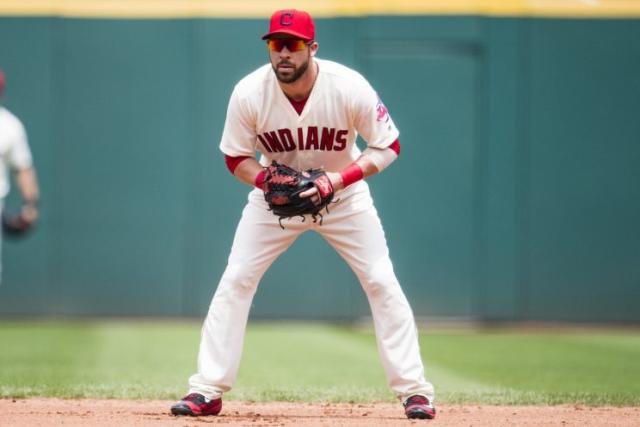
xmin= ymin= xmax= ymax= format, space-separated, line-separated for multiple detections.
xmin=0 ymin=68 xmax=40 ymax=281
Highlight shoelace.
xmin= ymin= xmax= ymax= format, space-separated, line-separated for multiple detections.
xmin=184 ymin=393 xmax=206 ymax=404
xmin=405 ymin=395 xmax=429 ymax=406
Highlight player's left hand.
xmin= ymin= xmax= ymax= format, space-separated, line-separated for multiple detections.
xmin=263 ymin=161 xmax=336 ymax=227
xmin=298 ymin=186 xmax=318 ymax=203
xmin=300 ymin=172 xmax=343 ymax=205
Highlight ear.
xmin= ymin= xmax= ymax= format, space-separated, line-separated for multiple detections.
xmin=310 ymin=41 xmax=319 ymax=57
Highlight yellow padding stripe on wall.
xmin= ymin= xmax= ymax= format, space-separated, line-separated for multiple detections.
xmin=1 ymin=0 xmax=640 ymax=18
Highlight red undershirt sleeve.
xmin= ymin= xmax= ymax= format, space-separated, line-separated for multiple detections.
xmin=224 ymin=155 xmax=251 ymax=174
xmin=388 ymin=139 xmax=400 ymax=156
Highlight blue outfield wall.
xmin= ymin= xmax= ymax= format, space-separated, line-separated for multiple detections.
xmin=0 ymin=16 xmax=638 ymax=322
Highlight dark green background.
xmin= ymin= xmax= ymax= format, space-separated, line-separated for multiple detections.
xmin=0 ymin=16 xmax=638 ymax=322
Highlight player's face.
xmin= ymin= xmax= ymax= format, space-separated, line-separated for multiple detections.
xmin=267 ymin=37 xmax=317 ymax=84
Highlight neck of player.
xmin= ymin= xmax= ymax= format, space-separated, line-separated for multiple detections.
xmin=279 ymin=59 xmax=318 ymax=102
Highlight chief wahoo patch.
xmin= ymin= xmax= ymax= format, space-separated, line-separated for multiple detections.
xmin=376 ymin=96 xmax=390 ymax=123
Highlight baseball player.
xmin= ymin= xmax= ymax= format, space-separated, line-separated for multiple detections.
xmin=171 ymin=10 xmax=436 ymax=420
xmin=0 ymin=68 xmax=40 ymax=281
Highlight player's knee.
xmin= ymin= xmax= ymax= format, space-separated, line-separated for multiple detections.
xmin=360 ymin=257 xmax=398 ymax=296
xmin=220 ymin=264 xmax=259 ymax=296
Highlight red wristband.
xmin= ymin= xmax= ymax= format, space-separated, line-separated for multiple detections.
xmin=340 ymin=163 xmax=364 ymax=188
xmin=255 ymin=169 xmax=268 ymax=191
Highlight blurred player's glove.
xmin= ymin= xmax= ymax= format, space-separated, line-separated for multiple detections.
xmin=263 ymin=161 xmax=334 ymax=228
xmin=2 ymin=210 xmax=36 ymax=238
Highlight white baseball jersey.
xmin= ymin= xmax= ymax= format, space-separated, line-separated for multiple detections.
xmin=0 ymin=107 xmax=33 ymax=199
xmin=220 ymin=58 xmax=399 ymax=174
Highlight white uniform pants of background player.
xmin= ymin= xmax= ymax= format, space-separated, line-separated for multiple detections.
xmin=0 ymin=201 xmax=3 ymax=283
xmin=189 ymin=182 xmax=435 ymax=402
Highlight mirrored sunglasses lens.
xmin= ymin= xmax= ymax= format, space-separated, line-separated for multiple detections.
xmin=268 ymin=39 xmax=306 ymax=52
xmin=267 ymin=40 xmax=283 ymax=51
xmin=287 ymin=40 xmax=306 ymax=51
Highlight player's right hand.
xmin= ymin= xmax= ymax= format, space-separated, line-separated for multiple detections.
xmin=21 ymin=203 xmax=38 ymax=224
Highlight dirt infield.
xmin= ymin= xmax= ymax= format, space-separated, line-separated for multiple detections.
xmin=1 ymin=398 xmax=639 ymax=426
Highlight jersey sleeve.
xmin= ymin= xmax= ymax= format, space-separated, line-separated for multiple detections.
xmin=219 ymin=86 xmax=258 ymax=157
xmin=6 ymin=119 xmax=33 ymax=170
xmin=352 ymin=79 xmax=400 ymax=149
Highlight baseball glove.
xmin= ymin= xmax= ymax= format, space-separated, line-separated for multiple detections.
xmin=2 ymin=210 xmax=36 ymax=238
xmin=263 ymin=161 xmax=335 ymax=228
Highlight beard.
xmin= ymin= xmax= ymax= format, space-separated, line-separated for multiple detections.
xmin=273 ymin=56 xmax=310 ymax=84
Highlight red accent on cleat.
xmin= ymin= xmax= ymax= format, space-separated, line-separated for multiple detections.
xmin=170 ymin=393 xmax=222 ymax=416
xmin=403 ymin=394 xmax=436 ymax=420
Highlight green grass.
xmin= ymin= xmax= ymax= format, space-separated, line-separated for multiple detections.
xmin=0 ymin=321 xmax=638 ymax=405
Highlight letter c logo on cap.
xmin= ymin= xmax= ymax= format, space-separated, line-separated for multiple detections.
xmin=280 ymin=12 xmax=294 ymax=26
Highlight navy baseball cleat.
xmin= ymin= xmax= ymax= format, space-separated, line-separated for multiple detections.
xmin=403 ymin=394 xmax=436 ymax=420
xmin=170 ymin=393 xmax=222 ymax=416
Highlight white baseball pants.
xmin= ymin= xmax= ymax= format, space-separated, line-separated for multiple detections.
xmin=188 ymin=183 xmax=434 ymax=402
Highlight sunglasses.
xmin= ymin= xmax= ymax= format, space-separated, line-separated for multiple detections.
xmin=266 ymin=39 xmax=310 ymax=52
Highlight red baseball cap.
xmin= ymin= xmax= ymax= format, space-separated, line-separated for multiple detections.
xmin=262 ymin=9 xmax=315 ymax=41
